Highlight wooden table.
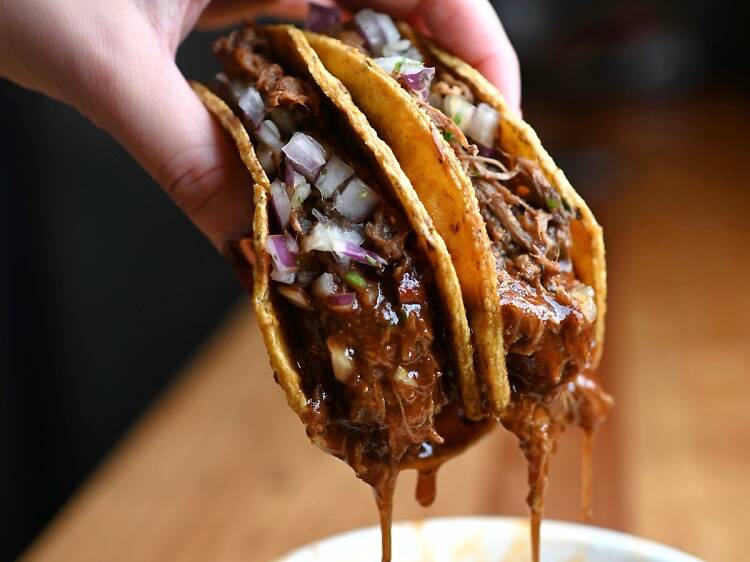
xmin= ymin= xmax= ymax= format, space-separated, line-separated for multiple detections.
xmin=22 ymin=95 xmax=750 ymax=562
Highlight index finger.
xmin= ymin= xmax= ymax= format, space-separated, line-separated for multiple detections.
xmin=343 ymin=0 xmax=521 ymax=114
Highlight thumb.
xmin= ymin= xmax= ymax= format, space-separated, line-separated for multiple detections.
xmin=86 ymin=42 xmax=252 ymax=251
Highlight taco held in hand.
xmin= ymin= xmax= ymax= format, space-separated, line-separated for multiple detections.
xmin=192 ymin=23 xmax=496 ymax=561
xmin=305 ymin=5 xmax=613 ymax=559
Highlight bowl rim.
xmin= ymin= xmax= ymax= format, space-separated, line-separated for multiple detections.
xmin=277 ymin=515 xmax=705 ymax=562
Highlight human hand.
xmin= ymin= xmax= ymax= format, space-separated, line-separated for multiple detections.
xmin=0 ymin=0 xmax=520 ymax=251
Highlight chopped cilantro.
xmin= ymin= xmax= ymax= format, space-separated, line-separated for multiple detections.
xmin=365 ymin=255 xmax=378 ymax=266
xmin=344 ymin=271 xmax=366 ymax=289
xmin=443 ymin=131 xmax=454 ymax=142
xmin=562 ymin=198 xmax=572 ymax=212
xmin=546 ymin=197 xmax=558 ymax=210
xmin=394 ymin=60 xmax=404 ymax=73
xmin=453 ymin=114 xmax=462 ymax=126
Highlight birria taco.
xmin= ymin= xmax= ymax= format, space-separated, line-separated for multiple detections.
xmin=303 ymin=5 xmax=613 ymax=560
xmin=191 ymin=23 xmax=494 ymax=561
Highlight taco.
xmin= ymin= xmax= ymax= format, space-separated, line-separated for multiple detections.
xmin=303 ymin=6 xmax=613 ymax=558
xmin=192 ymin=23 xmax=494 ymax=561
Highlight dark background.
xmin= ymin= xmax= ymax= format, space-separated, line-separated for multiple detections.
xmin=1 ymin=1 xmax=748 ymax=560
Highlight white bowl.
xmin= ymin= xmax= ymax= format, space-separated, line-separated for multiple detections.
xmin=278 ymin=516 xmax=704 ymax=562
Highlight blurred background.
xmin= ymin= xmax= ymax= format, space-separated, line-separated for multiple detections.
xmin=2 ymin=1 xmax=749 ymax=560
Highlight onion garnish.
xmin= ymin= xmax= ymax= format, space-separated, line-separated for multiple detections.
xmin=276 ymin=285 xmax=313 ymax=310
xmin=327 ymin=337 xmax=355 ymax=384
xmin=327 ymin=292 xmax=357 ymax=312
xmin=382 ymin=39 xmax=411 ymax=57
xmin=444 ymin=95 xmax=476 ymax=133
xmin=376 ymin=12 xmax=401 ymax=46
xmin=283 ymin=132 xmax=327 ymax=182
xmin=312 ymin=273 xmax=337 ymax=298
xmin=266 ymin=234 xmax=298 ymax=284
xmin=257 ymin=120 xmax=283 ymax=149
xmin=270 ymin=180 xmax=291 ymax=229
xmin=237 ymin=87 xmax=265 ymax=127
xmin=466 ymin=103 xmax=501 ymax=148
xmin=315 ymin=155 xmax=354 ymax=199
xmin=400 ymin=66 xmax=435 ymax=101
xmin=334 ymin=178 xmax=380 ymax=222
xmin=305 ymin=3 xmax=342 ymax=33
xmin=354 ymin=9 xmax=387 ymax=56
xmin=303 ymin=221 xmax=364 ymax=253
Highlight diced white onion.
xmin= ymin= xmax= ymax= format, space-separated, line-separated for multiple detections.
xmin=334 ymin=178 xmax=380 ymax=222
xmin=312 ymin=273 xmax=337 ymax=298
xmin=237 ymin=87 xmax=265 ymax=127
xmin=374 ymin=56 xmax=424 ymax=75
xmin=291 ymin=181 xmax=311 ymax=208
xmin=327 ymin=338 xmax=355 ymax=383
xmin=466 ymin=102 xmax=501 ymax=148
xmin=444 ymin=95 xmax=476 ymax=133
xmin=354 ymin=9 xmax=387 ymax=56
xmin=315 ymin=155 xmax=354 ymax=198
xmin=302 ymin=221 xmax=364 ymax=254
xmin=257 ymin=120 xmax=283 ymax=149
xmin=382 ymin=39 xmax=411 ymax=57
xmin=376 ymin=12 xmax=401 ymax=45
xmin=270 ymin=180 xmax=291 ymax=229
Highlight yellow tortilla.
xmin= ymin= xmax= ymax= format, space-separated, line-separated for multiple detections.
xmin=306 ymin=32 xmax=510 ymax=417
xmin=192 ymin=25 xmax=483 ymax=428
xmin=421 ymin=38 xmax=607 ymax=367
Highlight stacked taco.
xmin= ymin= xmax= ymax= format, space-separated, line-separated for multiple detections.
xmin=194 ymin=8 xmax=612 ymax=562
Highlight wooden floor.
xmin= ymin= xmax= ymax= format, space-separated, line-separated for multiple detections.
xmin=21 ymin=94 xmax=750 ymax=562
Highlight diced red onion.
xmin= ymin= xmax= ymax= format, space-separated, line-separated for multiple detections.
xmin=327 ymin=338 xmax=354 ymax=383
xmin=237 ymin=87 xmax=265 ymax=127
xmin=466 ymin=102 xmax=501 ymax=148
xmin=304 ymin=3 xmax=342 ymax=32
xmin=382 ymin=39 xmax=411 ymax=57
xmin=302 ymin=221 xmax=365 ymax=254
xmin=270 ymin=108 xmax=297 ymax=137
xmin=327 ymin=292 xmax=357 ymax=312
xmin=312 ymin=273 xmax=337 ymax=298
xmin=266 ymin=234 xmax=298 ymax=284
xmin=334 ymin=178 xmax=381 ymax=222
xmin=376 ymin=12 xmax=401 ymax=45
xmin=444 ymin=95 xmax=476 ymax=133
xmin=400 ymin=66 xmax=435 ymax=101
xmin=270 ymin=180 xmax=291 ymax=229
xmin=282 ymin=132 xmax=327 ymax=182
xmin=338 ymin=242 xmax=387 ymax=268
xmin=257 ymin=120 xmax=283 ymax=149
xmin=354 ymin=9 xmax=387 ymax=56
xmin=315 ymin=155 xmax=354 ymax=199
xmin=276 ymin=285 xmax=313 ymax=310
xmin=285 ymin=162 xmax=306 ymax=189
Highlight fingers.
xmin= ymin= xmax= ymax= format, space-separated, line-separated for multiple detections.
xmin=88 ymin=42 xmax=252 ymax=250
xmin=342 ymin=0 xmax=521 ymax=113
xmin=198 ymin=0 xmax=335 ymax=30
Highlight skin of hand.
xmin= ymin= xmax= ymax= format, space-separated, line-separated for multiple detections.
xmin=0 ymin=0 xmax=520 ymax=252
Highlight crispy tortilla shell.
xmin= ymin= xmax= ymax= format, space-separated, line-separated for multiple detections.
xmin=192 ymin=25 xmax=482 ymax=429
xmin=421 ymin=38 xmax=607 ymax=367
xmin=306 ymin=32 xmax=510 ymax=418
